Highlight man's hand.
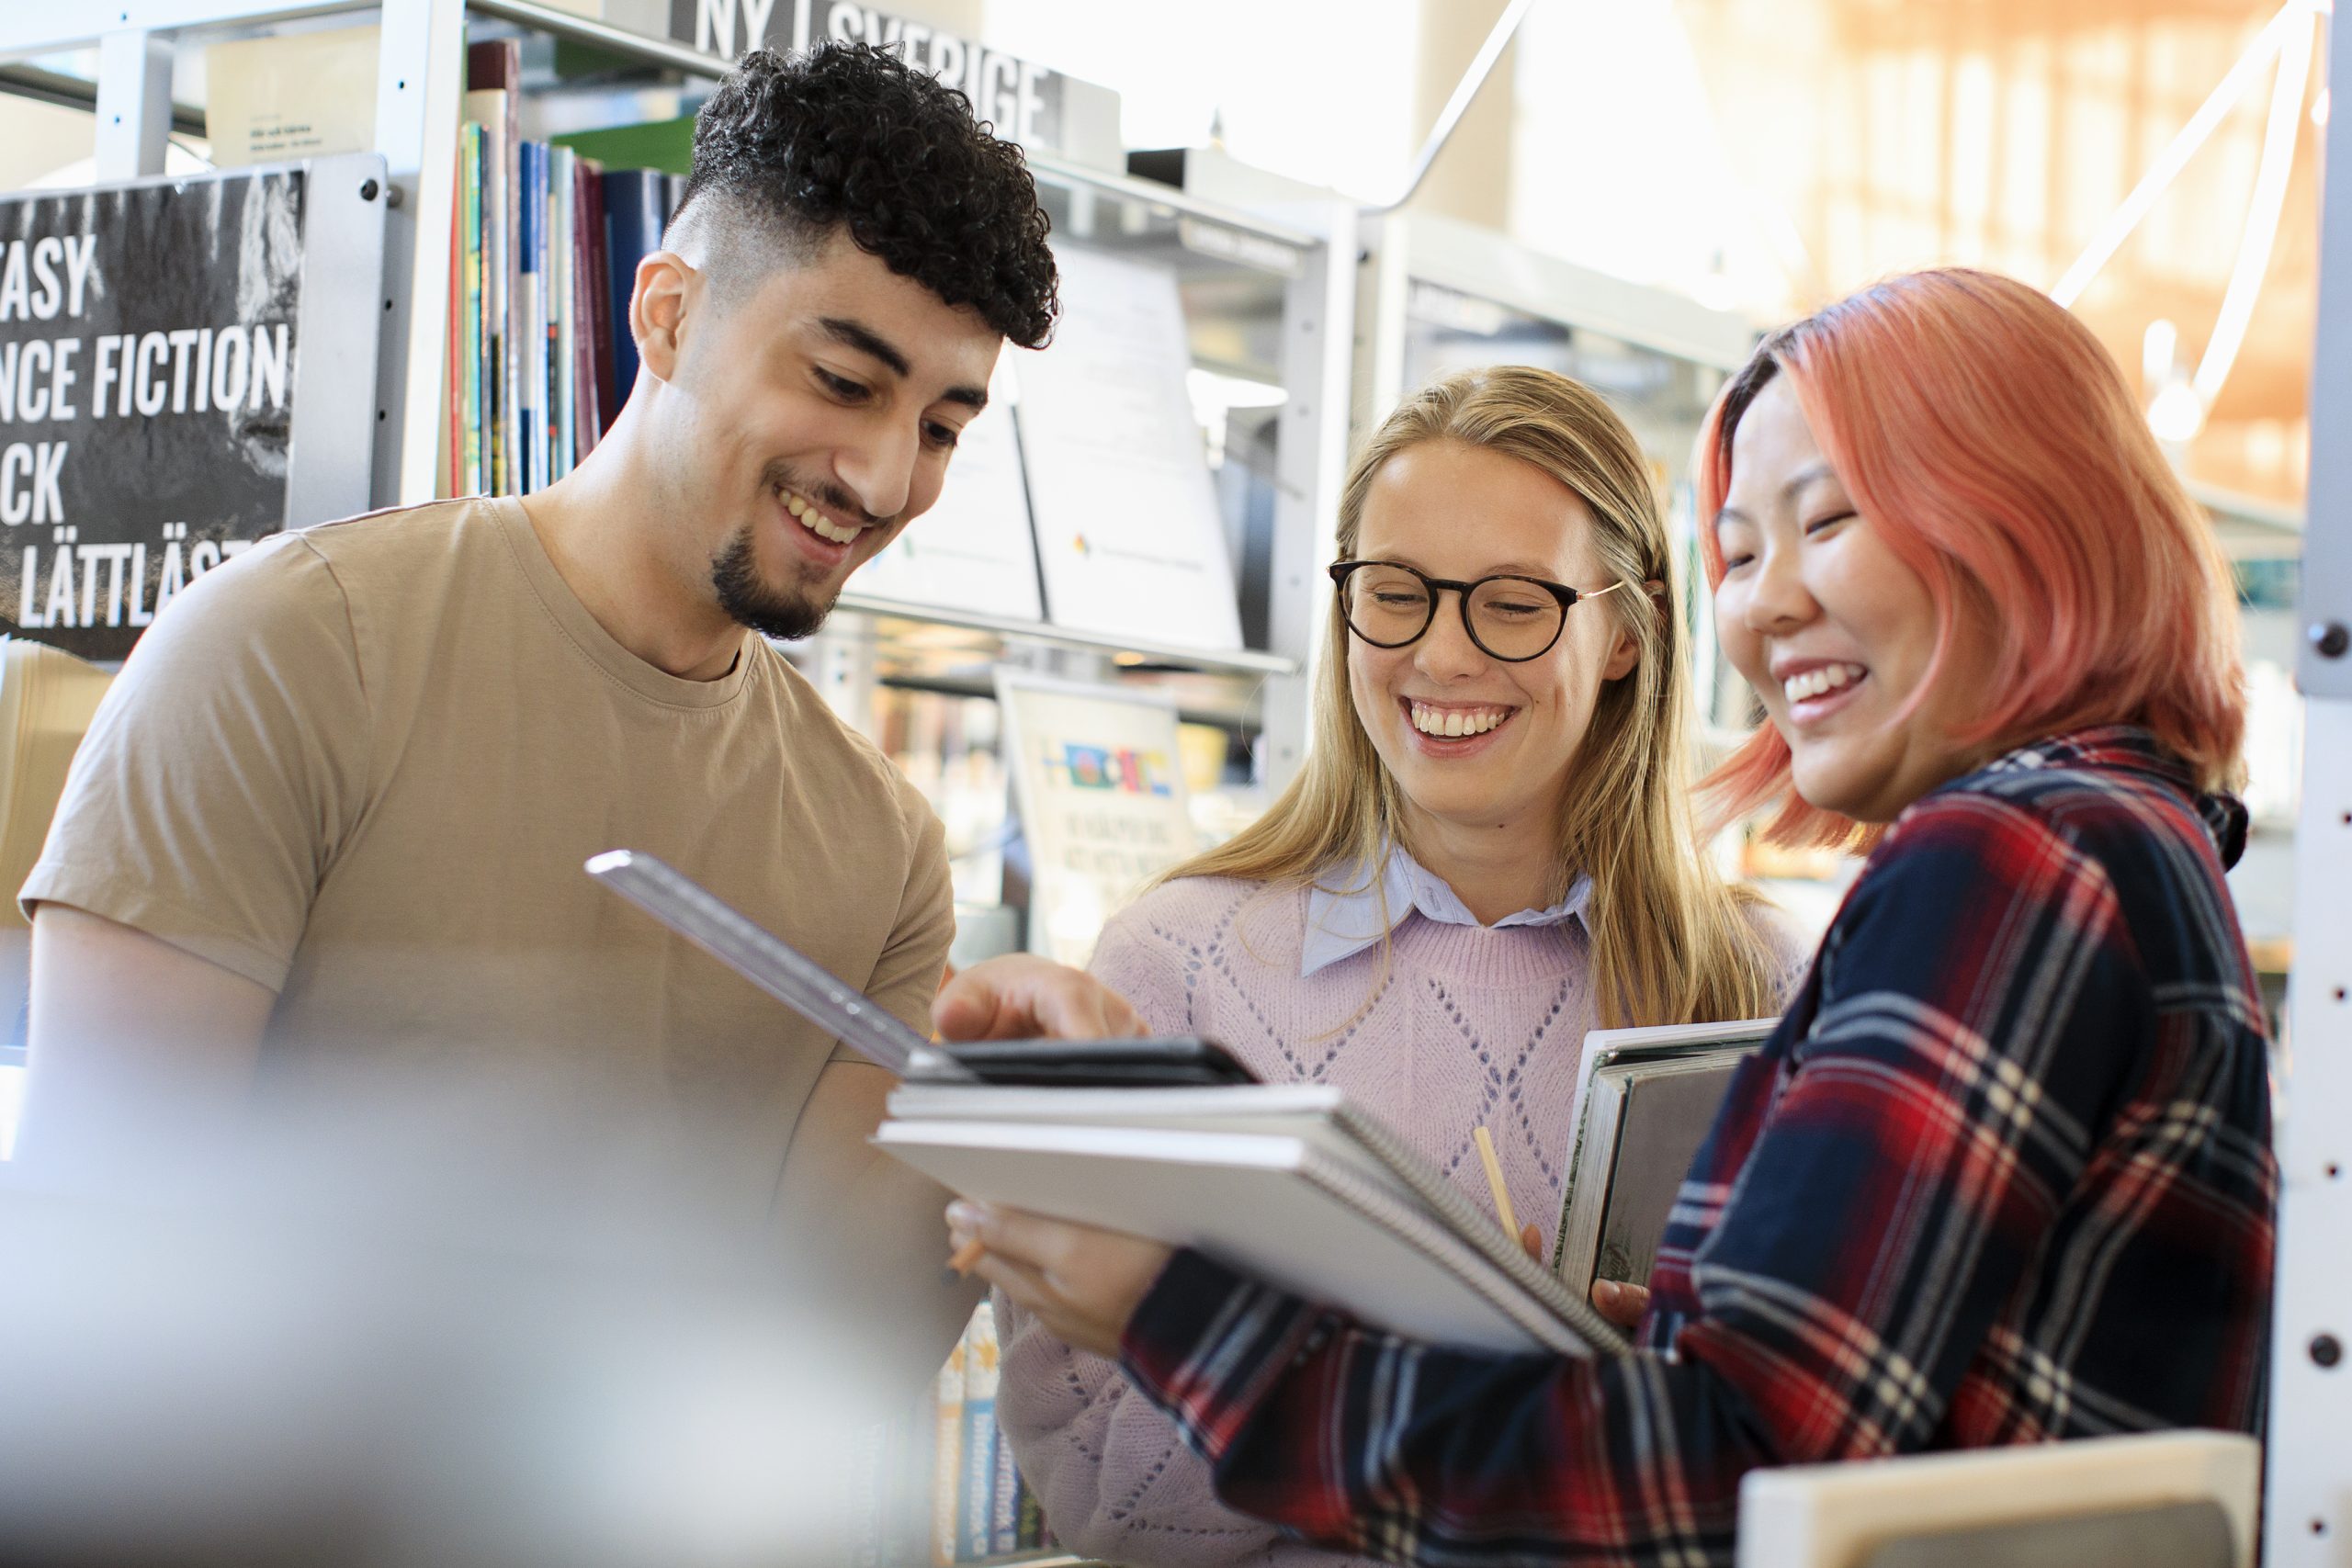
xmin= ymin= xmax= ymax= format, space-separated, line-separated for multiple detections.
xmin=933 ymin=954 xmax=1146 ymax=1043
xmin=945 ymin=1200 xmax=1170 ymax=1359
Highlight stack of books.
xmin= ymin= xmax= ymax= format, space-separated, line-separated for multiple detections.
xmin=880 ymin=1020 xmax=1781 ymax=1361
xmin=447 ymin=39 xmax=686 ymax=498
xmin=879 ymin=1081 xmax=1628 ymax=1357
xmin=1549 ymin=1019 xmax=1774 ymax=1296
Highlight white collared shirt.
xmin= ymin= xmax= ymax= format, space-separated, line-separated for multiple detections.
xmin=1298 ymin=846 xmax=1593 ymax=978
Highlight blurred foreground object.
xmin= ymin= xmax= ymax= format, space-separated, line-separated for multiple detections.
xmin=0 ymin=1079 xmax=909 ymax=1567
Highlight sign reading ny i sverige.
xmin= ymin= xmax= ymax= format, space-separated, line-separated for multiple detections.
xmin=0 ymin=169 xmax=311 ymax=662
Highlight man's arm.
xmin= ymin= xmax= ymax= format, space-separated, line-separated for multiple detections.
xmin=774 ymin=1055 xmax=979 ymax=1411
xmin=775 ymin=951 xmax=1156 ymax=1413
xmin=16 ymin=904 xmax=276 ymax=1174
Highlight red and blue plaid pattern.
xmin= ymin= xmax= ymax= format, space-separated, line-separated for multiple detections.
xmin=1119 ymin=728 xmax=2276 ymax=1566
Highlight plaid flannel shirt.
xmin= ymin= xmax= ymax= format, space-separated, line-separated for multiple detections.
xmin=1119 ymin=728 xmax=2277 ymax=1567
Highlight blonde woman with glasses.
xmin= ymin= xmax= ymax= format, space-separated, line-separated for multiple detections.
xmin=989 ymin=366 xmax=1806 ymax=1568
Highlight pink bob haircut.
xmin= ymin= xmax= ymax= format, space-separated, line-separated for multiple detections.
xmin=1693 ymin=267 xmax=2247 ymax=848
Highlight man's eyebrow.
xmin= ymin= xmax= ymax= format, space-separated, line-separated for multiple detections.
xmin=819 ymin=316 xmax=910 ymax=378
xmin=820 ymin=316 xmax=989 ymax=411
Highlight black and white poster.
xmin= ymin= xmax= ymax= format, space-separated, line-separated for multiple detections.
xmin=0 ymin=158 xmax=384 ymax=662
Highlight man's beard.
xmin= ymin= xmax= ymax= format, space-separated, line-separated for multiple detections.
xmin=710 ymin=521 xmax=834 ymax=641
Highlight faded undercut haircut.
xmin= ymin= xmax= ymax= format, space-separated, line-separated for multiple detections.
xmin=669 ymin=41 xmax=1059 ymax=347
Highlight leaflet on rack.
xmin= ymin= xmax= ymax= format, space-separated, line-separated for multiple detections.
xmin=1014 ymin=247 xmax=1245 ymax=652
xmin=852 ymin=362 xmax=1043 ymax=621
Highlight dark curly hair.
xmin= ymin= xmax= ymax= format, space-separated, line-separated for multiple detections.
xmin=675 ymin=42 xmax=1057 ymax=348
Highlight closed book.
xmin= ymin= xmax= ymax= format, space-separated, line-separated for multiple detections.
xmin=549 ymin=145 xmax=574 ymax=480
xmin=460 ymin=86 xmax=510 ymax=493
xmin=516 ymin=140 xmax=544 ymax=494
xmin=989 ymin=1437 xmax=1019 ymax=1556
xmin=558 ymin=147 xmax=595 ymax=468
xmin=444 ymin=142 xmax=465 ymax=496
xmin=600 ymin=169 xmax=672 ymax=407
xmin=466 ymin=40 xmax=520 ymax=494
xmin=1015 ymin=1474 xmax=1045 ymax=1551
xmin=1549 ymin=1019 xmax=1776 ymax=1296
xmin=929 ymin=1331 xmax=965 ymax=1568
xmin=455 ymin=114 xmax=488 ymax=495
xmin=957 ymin=1303 xmax=1000 ymax=1562
xmin=578 ymin=164 xmax=616 ymax=436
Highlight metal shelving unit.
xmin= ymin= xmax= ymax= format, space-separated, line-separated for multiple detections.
xmin=1354 ymin=209 xmax=1761 ymax=743
xmin=0 ymin=0 xmax=1351 ymax=805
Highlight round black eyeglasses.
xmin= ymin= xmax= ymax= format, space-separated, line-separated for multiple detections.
xmin=1328 ymin=559 xmax=1634 ymax=663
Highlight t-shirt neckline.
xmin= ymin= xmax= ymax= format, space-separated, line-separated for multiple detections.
xmin=492 ymin=495 xmax=756 ymax=710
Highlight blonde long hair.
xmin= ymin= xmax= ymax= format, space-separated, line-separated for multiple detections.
xmin=1170 ymin=367 xmax=1781 ymax=1030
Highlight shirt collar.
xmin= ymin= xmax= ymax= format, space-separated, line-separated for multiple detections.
xmin=1973 ymin=724 xmax=2248 ymax=868
xmin=1299 ymin=846 xmax=1592 ymax=977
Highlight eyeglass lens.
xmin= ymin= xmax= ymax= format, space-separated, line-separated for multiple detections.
xmin=1339 ymin=565 xmax=1567 ymax=660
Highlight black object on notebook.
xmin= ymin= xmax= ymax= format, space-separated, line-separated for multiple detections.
xmin=584 ymin=849 xmax=1256 ymax=1089
xmin=923 ymin=1036 xmax=1257 ymax=1088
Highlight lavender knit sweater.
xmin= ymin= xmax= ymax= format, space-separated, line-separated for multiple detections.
xmin=993 ymin=874 xmax=1809 ymax=1568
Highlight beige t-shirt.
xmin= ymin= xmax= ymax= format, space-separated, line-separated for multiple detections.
xmin=25 ymin=496 xmax=952 ymax=1219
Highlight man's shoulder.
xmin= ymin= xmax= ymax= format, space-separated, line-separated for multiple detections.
xmin=184 ymin=497 xmax=507 ymax=617
xmin=283 ymin=495 xmax=514 ymax=579
xmin=748 ymin=646 xmax=933 ymax=828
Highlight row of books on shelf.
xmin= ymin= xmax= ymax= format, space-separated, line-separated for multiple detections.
xmin=929 ymin=1302 xmax=1051 ymax=1563
xmin=441 ymin=54 xmax=1250 ymax=655
xmin=447 ymin=39 xmax=684 ymax=498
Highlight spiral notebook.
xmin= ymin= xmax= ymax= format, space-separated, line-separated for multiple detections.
xmin=878 ymin=1081 xmax=1630 ymax=1357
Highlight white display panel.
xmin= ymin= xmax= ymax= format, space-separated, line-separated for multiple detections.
xmin=995 ymin=671 xmax=1195 ymax=968
xmin=1017 ymin=246 xmax=1244 ymax=652
xmin=852 ymin=363 xmax=1043 ymax=621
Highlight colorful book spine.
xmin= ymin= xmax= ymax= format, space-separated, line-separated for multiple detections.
xmin=551 ymin=145 xmax=578 ymax=481
xmin=930 ymin=1329 xmax=966 ymax=1568
xmin=600 ymin=168 xmax=673 ymax=410
xmin=472 ymin=40 xmax=523 ymax=497
xmin=581 ymin=164 xmax=616 ymax=436
xmin=459 ymin=120 xmax=484 ymax=495
xmin=444 ymin=144 xmax=464 ymax=497
xmin=460 ymin=88 xmax=507 ymax=493
xmin=959 ymin=1303 xmax=1001 ymax=1562
xmin=1015 ymin=1474 xmax=1046 ymax=1551
xmin=518 ymin=139 xmax=545 ymax=494
xmin=989 ymin=1430 xmax=1020 ymax=1556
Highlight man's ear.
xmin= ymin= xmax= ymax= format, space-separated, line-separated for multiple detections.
xmin=630 ymin=251 xmax=696 ymax=384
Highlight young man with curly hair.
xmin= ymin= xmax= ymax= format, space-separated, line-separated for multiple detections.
xmin=18 ymin=43 xmax=1076 ymax=1402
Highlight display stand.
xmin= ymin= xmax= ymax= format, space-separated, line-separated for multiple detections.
xmin=2262 ymin=0 xmax=2352 ymax=1558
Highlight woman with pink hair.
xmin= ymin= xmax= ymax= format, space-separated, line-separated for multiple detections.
xmin=941 ymin=268 xmax=2276 ymax=1567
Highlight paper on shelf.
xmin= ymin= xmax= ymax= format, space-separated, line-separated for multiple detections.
xmin=1014 ymin=246 xmax=1244 ymax=652
xmin=852 ymin=362 xmax=1043 ymax=621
